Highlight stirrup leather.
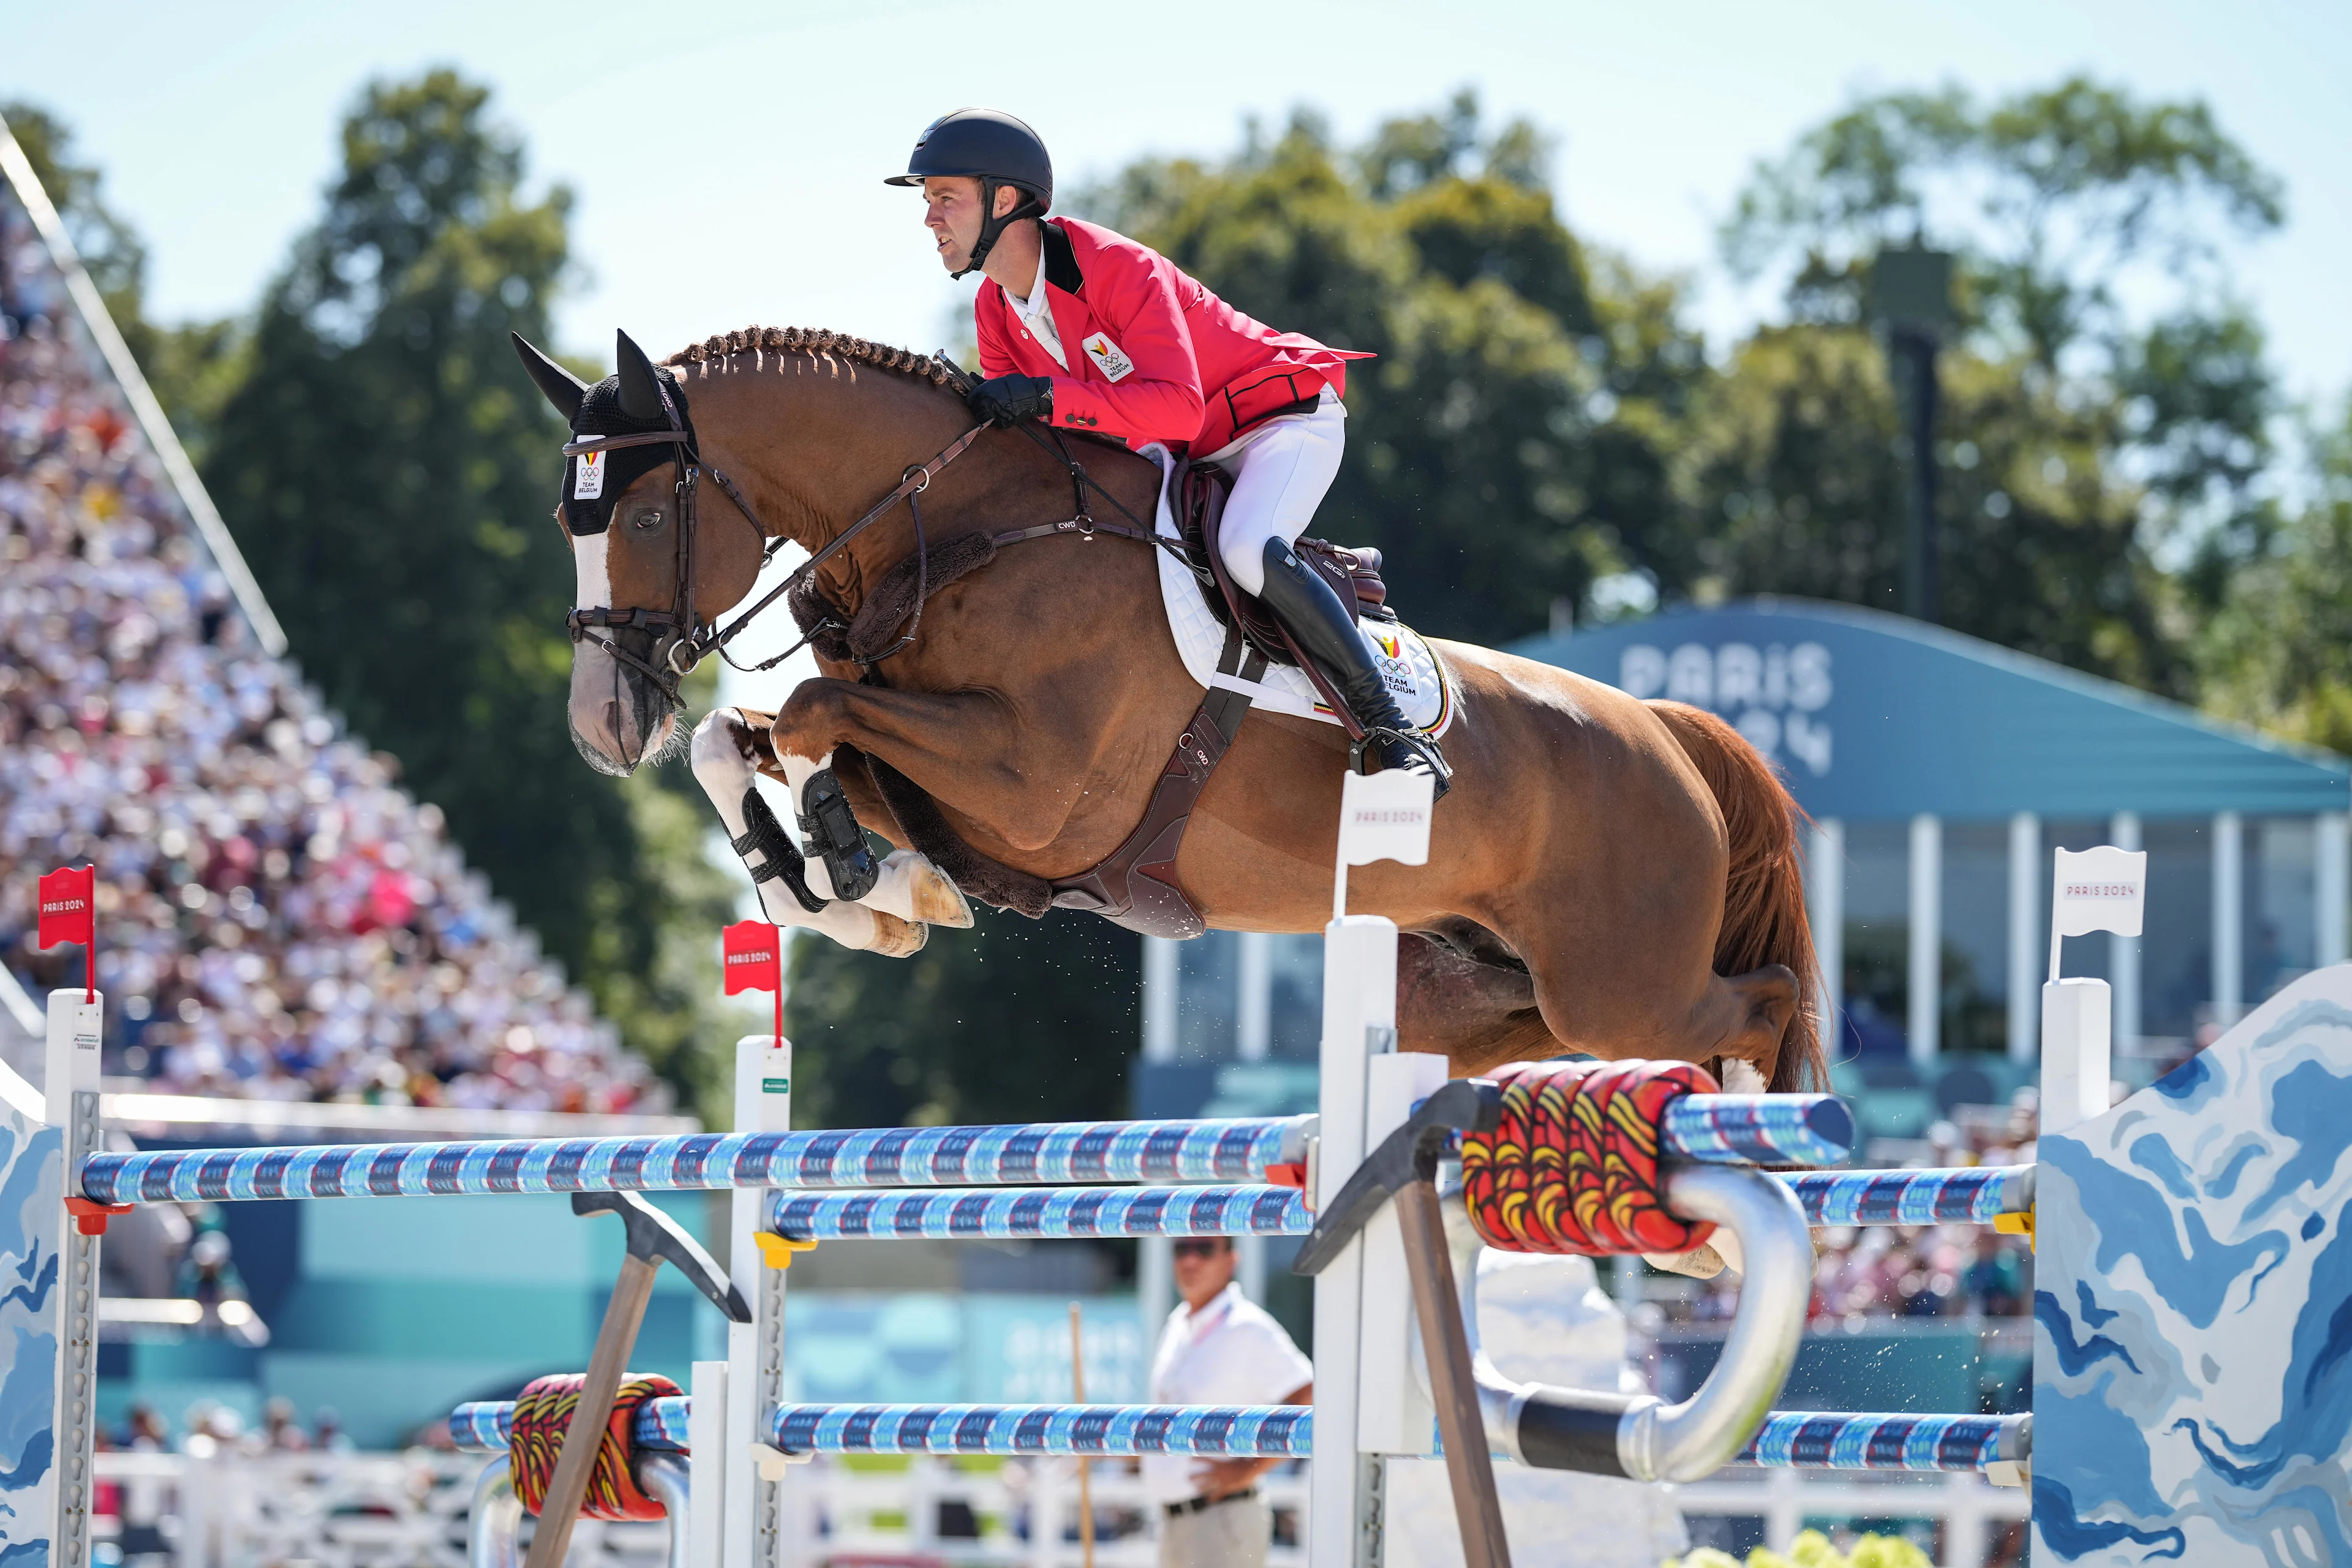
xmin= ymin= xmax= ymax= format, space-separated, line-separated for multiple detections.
xmin=794 ymin=766 xmax=880 ymax=903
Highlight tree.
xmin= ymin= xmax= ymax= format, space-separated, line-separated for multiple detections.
xmin=198 ymin=72 xmax=734 ymax=1117
xmin=1691 ymin=76 xmax=2285 ymax=690
xmin=2199 ymin=405 xmax=2352 ymax=755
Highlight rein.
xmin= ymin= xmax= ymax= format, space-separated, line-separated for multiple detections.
xmin=560 ymin=356 xmax=1205 ymax=702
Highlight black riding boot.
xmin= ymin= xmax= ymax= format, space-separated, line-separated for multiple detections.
xmin=1256 ymin=538 xmax=1451 ymax=798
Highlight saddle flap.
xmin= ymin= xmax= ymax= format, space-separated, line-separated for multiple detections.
xmin=1178 ymin=461 xmax=1393 ymax=671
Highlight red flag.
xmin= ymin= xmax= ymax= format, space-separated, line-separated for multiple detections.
xmin=38 ymin=865 xmax=95 ymax=950
xmin=722 ymin=920 xmax=785 ymax=1049
xmin=722 ymin=921 xmax=782 ymax=995
xmin=38 ymin=864 xmax=97 ymax=1002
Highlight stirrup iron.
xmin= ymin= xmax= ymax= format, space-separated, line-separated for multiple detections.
xmin=1351 ymin=724 xmax=1453 ymax=790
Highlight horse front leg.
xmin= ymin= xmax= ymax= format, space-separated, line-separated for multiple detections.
xmin=767 ymin=674 xmax=1041 ymax=900
xmin=690 ymin=706 xmax=967 ymax=959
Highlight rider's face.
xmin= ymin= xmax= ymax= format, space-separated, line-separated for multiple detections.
xmin=922 ymin=177 xmax=1017 ymax=274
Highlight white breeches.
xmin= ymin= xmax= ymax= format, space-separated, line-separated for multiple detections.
xmin=1208 ymin=390 xmax=1346 ymax=597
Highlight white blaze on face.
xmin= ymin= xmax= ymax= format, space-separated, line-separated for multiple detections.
xmin=573 ymin=529 xmax=611 ymax=612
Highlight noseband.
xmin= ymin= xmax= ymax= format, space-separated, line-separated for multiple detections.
xmin=560 ymin=386 xmax=987 ymax=706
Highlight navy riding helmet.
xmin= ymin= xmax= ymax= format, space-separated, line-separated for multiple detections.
xmin=886 ymin=108 xmax=1053 ymax=278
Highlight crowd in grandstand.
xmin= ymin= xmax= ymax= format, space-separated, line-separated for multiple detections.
xmin=0 ymin=192 xmax=662 ymax=1116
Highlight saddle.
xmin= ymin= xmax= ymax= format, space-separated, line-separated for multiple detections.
xmin=1178 ymin=461 xmax=1394 ymax=674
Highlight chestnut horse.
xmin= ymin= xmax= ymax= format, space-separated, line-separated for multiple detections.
xmin=519 ymin=326 xmax=1822 ymax=1090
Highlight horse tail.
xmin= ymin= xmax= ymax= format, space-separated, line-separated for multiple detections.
xmin=1648 ymin=699 xmax=1825 ymax=1093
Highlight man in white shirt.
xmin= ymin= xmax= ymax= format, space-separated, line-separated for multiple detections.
xmin=1147 ymin=1237 xmax=1314 ymax=1568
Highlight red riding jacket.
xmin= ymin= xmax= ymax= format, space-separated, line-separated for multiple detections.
xmin=975 ymin=216 xmax=1365 ymax=456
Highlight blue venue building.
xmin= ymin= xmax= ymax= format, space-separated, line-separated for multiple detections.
xmin=1144 ymin=598 xmax=2352 ymax=1147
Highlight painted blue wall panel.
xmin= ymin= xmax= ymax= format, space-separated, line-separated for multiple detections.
xmin=2032 ymin=964 xmax=2352 ymax=1562
xmin=0 ymin=1104 xmax=60 ymax=1566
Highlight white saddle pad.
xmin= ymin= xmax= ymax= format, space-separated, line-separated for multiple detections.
xmin=1139 ymin=446 xmax=1455 ymax=734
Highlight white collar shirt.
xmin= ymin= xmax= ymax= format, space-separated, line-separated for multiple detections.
xmin=1001 ymin=236 xmax=1069 ymax=371
xmin=1142 ymin=1282 xmax=1314 ymax=1504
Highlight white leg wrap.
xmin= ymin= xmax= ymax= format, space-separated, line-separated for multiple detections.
xmin=690 ymin=715 xmax=882 ymax=948
xmin=776 ymin=748 xmax=835 ymax=900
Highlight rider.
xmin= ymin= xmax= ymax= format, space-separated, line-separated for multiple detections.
xmin=887 ymin=108 xmax=1450 ymax=794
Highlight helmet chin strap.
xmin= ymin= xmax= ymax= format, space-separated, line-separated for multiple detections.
xmin=951 ymin=180 xmax=1043 ymax=280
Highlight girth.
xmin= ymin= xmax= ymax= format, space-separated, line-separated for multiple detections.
xmin=1044 ymin=625 xmax=1265 ymax=940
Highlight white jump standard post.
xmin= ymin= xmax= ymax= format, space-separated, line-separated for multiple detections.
xmin=1311 ymin=766 xmax=1438 ymax=1566
xmin=48 ymin=984 xmax=105 ymax=1568
xmin=727 ymin=1033 xmax=793 ymax=1568
xmin=2042 ymin=845 xmax=2144 ymax=1137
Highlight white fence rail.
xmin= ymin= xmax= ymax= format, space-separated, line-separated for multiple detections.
xmin=96 ymin=1450 xmax=2024 ymax=1567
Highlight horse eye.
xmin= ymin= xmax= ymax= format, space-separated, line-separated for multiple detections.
xmin=635 ymin=510 xmax=664 ymax=530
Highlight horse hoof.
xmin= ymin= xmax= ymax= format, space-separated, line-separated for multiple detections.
xmin=868 ymin=910 xmax=929 ymax=959
xmin=908 ymin=860 xmax=974 ymax=929
xmin=1717 ymin=1058 xmax=1768 ymax=1094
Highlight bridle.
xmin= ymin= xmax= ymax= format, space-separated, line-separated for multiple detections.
xmin=560 ymin=357 xmax=1190 ymax=705
xmin=560 ymin=378 xmax=987 ymax=706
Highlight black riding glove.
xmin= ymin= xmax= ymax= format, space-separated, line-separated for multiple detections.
xmin=968 ymin=373 xmax=1054 ymax=427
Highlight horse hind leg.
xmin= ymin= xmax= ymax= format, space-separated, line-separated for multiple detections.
xmin=1689 ymin=965 xmax=1803 ymax=1086
xmin=1396 ymin=925 xmax=1561 ymax=1077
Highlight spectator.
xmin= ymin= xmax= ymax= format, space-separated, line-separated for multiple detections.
xmin=1961 ymin=1231 xmax=2024 ymax=1316
xmin=312 ymin=1406 xmax=353 ymax=1454
xmin=0 ymin=187 xmax=658 ymax=1116
xmin=1145 ymin=1238 xmax=1312 ymax=1568
xmin=261 ymin=1396 xmax=309 ymax=1453
xmin=124 ymin=1404 xmax=168 ymax=1451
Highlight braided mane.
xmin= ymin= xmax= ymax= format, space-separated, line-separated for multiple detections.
xmin=665 ymin=326 xmax=959 ymax=387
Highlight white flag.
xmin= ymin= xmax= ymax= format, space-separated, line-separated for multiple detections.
xmin=1338 ymin=767 xmax=1434 ymax=868
xmin=2052 ymin=845 xmax=2147 ymax=938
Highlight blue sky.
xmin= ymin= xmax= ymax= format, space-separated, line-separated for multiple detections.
xmin=8 ymin=0 xmax=2349 ymax=413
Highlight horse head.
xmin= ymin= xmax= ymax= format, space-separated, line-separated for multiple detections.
xmin=514 ymin=330 xmax=766 ymax=777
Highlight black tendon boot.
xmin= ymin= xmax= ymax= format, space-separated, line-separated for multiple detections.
xmin=1256 ymin=539 xmax=1451 ymax=798
xmin=796 ymin=766 xmax=881 ymax=902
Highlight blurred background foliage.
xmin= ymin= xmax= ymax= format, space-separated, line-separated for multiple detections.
xmin=12 ymin=68 xmax=2342 ymax=1129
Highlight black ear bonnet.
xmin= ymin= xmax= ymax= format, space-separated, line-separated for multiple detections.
xmin=562 ymin=369 xmax=697 ymax=536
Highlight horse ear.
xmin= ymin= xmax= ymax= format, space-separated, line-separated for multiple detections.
xmin=510 ymin=333 xmax=586 ymax=421
xmin=615 ymin=330 xmax=666 ymax=422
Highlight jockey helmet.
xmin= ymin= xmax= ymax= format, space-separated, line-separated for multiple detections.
xmin=887 ymin=108 xmax=1052 ymax=278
